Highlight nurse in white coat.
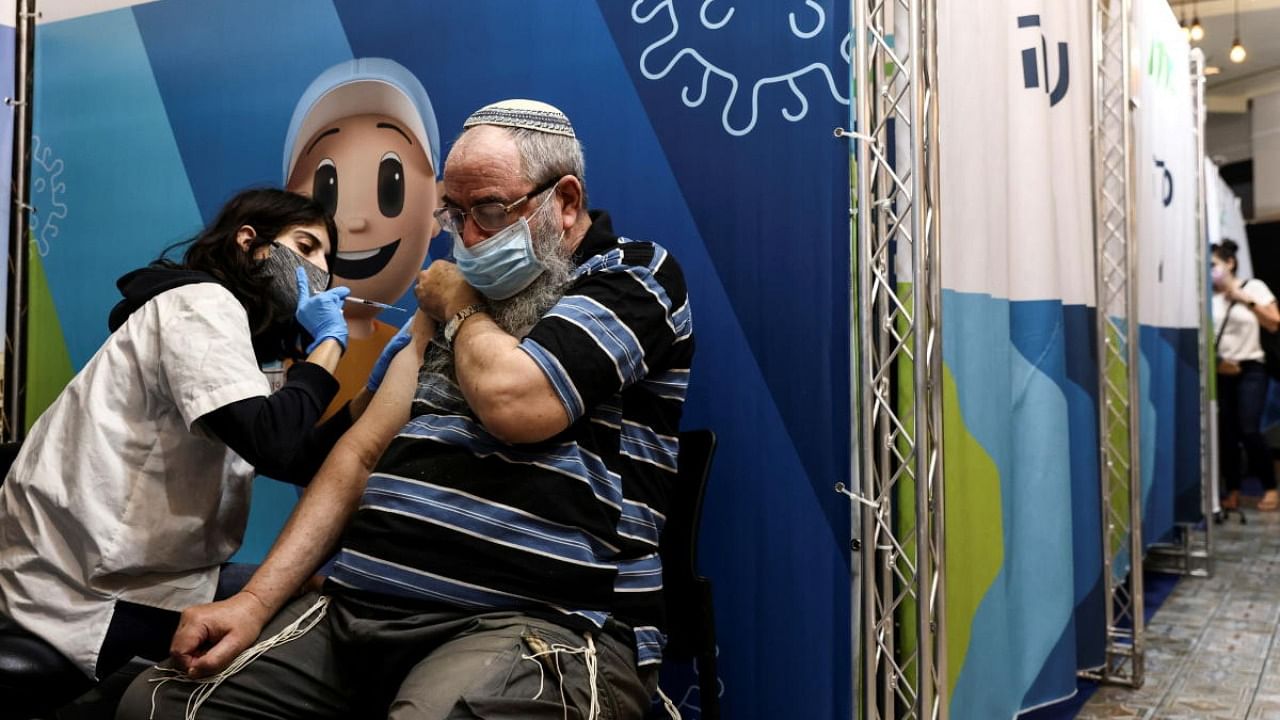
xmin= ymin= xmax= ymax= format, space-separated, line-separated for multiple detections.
xmin=0 ymin=188 xmax=405 ymax=714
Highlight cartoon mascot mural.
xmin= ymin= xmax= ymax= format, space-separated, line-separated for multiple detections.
xmin=283 ymin=58 xmax=441 ymax=415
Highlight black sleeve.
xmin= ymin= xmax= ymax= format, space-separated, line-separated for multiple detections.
xmin=196 ymin=362 xmax=354 ymax=486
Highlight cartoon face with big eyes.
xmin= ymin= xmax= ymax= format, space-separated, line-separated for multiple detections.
xmin=287 ymin=112 xmax=437 ymax=337
xmin=283 ymin=58 xmax=442 ymax=341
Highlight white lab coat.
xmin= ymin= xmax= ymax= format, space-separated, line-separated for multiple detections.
xmin=0 ymin=283 xmax=270 ymax=676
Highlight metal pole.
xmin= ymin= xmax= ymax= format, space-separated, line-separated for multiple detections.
xmin=873 ymin=1 xmax=893 ymax=707
xmin=851 ymin=0 xmax=877 ymax=715
xmin=1123 ymin=0 xmax=1146 ymax=678
xmin=1191 ymin=48 xmax=1214 ymax=576
xmin=4 ymin=0 xmax=35 ymax=442
xmin=848 ymin=1 xmax=864 ymax=716
xmin=921 ymin=2 xmax=946 ymax=714
xmin=909 ymin=0 xmax=934 ymax=712
xmin=1081 ymin=0 xmax=1144 ymax=688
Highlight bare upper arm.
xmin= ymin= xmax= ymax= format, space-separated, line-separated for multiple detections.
xmin=472 ymin=353 xmax=571 ymax=444
xmin=343 ymin=313 xmax=432 ymax=466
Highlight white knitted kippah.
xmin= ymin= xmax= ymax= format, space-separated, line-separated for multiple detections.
xmin=463 ymin=99 xmax=575 ymax=138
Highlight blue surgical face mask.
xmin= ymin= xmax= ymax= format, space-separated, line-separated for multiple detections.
xmin=452 ymin=199 xmax=553 ymax=300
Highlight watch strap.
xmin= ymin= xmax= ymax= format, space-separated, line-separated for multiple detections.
xmin=444 ymin=304 xmax=485 ymax=346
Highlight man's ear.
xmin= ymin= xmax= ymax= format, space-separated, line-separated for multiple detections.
xmin=429 ymin=178 xmax=446 ymax=238
xmin=555 ymin=176 xmax=584 ymax=231
xmin=235 ymin=225 xmax=258 ymax=252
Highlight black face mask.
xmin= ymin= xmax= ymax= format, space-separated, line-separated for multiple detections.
xmin=249 ymin=243 xmax=330 ymax=364
xmin=259 ymin=242 xmax=332 ymax=322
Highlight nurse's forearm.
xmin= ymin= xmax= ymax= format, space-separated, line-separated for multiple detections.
xmin=304 ymin=338 xmax=344 ymax=375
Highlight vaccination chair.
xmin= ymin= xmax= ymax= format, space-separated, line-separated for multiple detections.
xmin=657 ymin=429 xmax=720 ymax=719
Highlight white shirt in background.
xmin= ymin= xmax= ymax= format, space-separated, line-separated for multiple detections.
xmin=1213 ymin=278 xmax=1277 ymax=363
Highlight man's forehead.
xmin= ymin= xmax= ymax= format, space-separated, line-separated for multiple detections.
xmin=445 ymin=131 xmax=522 ymax=186
xmin=450 ymin=126 xmax=518 ymax=162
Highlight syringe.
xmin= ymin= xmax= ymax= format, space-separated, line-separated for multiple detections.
xmin=344 ymin=296 xmax=408 ymax=313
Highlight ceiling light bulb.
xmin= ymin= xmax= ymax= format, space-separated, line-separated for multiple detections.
xmin=1190 ymin=18 xmax=1205 ymax=41
xmin=1230 ymin=40 xmax=1247 ymax=63
xmin=1182 ymin=24 xmax=1192 ymax=41
xmin=1204 ymin=65 xmax=1222 ymax=76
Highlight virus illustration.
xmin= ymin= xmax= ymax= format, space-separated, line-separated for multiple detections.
xmin=29 ymin=135 xmax=67 ymax=258
xmin=630 ymin=0 xmax=851 ymax=137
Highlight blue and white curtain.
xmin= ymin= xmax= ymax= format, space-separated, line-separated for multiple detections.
xmin=1133 ymin=0 xmax=1201 ymax=541
xmin=937 ymin=2 xmax=1098 ymax=716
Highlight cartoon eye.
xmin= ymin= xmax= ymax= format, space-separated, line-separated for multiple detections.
xmin=378 ymin=151 xmax=404 ymax=219
xmin=312 ymin=158 xmax=338 ymax=217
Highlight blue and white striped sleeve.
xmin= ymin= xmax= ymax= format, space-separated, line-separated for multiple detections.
xmin=519 ymin=251 xmax=690 ymax=423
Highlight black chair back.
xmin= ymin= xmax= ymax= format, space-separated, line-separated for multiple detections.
xmin=0 ymin=441 xmax=21 ymax=484
xmin=659 ymin=429 xmax=719 ymax=719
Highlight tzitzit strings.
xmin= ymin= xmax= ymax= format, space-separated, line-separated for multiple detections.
xmin=146 ymin=595 xmax=330 ymax=720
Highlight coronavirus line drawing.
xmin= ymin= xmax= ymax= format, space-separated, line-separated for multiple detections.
xmin=632 ymin=0 xmax=851 ymax=137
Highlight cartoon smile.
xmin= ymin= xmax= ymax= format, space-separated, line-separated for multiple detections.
xmin=332 ymin=238 xmax=401 ymax=280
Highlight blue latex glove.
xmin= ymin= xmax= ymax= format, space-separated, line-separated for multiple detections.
xmin=295 ymin=267 xmax=350 ymax=353
xmin=366 ymin=318 xmax=414 ymax=392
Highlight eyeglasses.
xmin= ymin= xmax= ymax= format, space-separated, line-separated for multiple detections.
xmin=434 ymin=177 xmax=560 ymax=234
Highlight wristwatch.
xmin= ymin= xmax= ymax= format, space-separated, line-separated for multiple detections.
xmin=444 ymin=304 xmax=485 ymax=347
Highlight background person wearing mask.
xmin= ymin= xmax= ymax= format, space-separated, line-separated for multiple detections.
xmin=0 ymin=188 xmax=405 ymax=716
xmin=1212 ymin=239 xmax=1280 ymax=511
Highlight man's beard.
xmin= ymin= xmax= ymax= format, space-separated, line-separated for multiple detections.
xmin=485 ymin=205 xmax=576 ymax=337
xmin=422 ymin=207 xmax=576 ymax=388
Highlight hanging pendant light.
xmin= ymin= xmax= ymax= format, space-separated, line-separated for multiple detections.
xmin=1190 ymin=1 xmax=1205 ymax=41
xmin=1180 ymin=4 xmax=1192 ymax=40
xmin=1230 ymin=39 xmax=1247 ymax=63
xmin=1230 ymin=0 xmax=1247 ymax=62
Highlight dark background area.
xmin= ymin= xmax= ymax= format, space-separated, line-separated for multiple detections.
xmin=1219 ymin=159 xmax=1280 ymax=291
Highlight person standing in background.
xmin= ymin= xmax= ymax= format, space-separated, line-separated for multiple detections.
xmin=1212 ymin=239 xmax=1280 ymax=511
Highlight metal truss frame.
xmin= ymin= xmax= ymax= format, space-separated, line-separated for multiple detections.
xmin=1080 ymin=0 xmax=1145 ymax=689
xmin=845 ymin=0 xmax=946 ymax=716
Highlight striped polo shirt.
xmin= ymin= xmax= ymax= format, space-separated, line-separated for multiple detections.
xmin=329 ymin=211 xmax=694 ymax=666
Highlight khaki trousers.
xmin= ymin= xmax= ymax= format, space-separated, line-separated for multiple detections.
xmin=116 ymin=592 xmax=656 ymax=720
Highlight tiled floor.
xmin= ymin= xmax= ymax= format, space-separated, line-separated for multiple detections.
xmin=1077 ymin=508 xmax=1280 ymax=719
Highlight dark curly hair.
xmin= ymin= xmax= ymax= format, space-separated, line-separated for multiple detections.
xmin=1212 ymin=239 xmax=1240 ymax=274
xmin=159 ymin=188 xmax=339 ymax=334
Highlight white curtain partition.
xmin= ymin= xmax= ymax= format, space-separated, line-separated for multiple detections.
xmin=937 ymin=1 xmax=1096 ymax=716
xmin=1133 ymin=0 xmax=1201 ymax=545
xmin=1206 ymin=157 xmax=1252 ymax=278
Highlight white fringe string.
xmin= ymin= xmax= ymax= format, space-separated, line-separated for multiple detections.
xmin=519 ymin=631 xmax=601 ymax=720
xmin=655 ymin=685 xmax=683 ymax=719
xmin=147 ymin=595 xmax=330 ymax=720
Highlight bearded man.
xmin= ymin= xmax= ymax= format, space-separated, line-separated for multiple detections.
xmin=119 ymin=100 xmax=695 ymax=720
